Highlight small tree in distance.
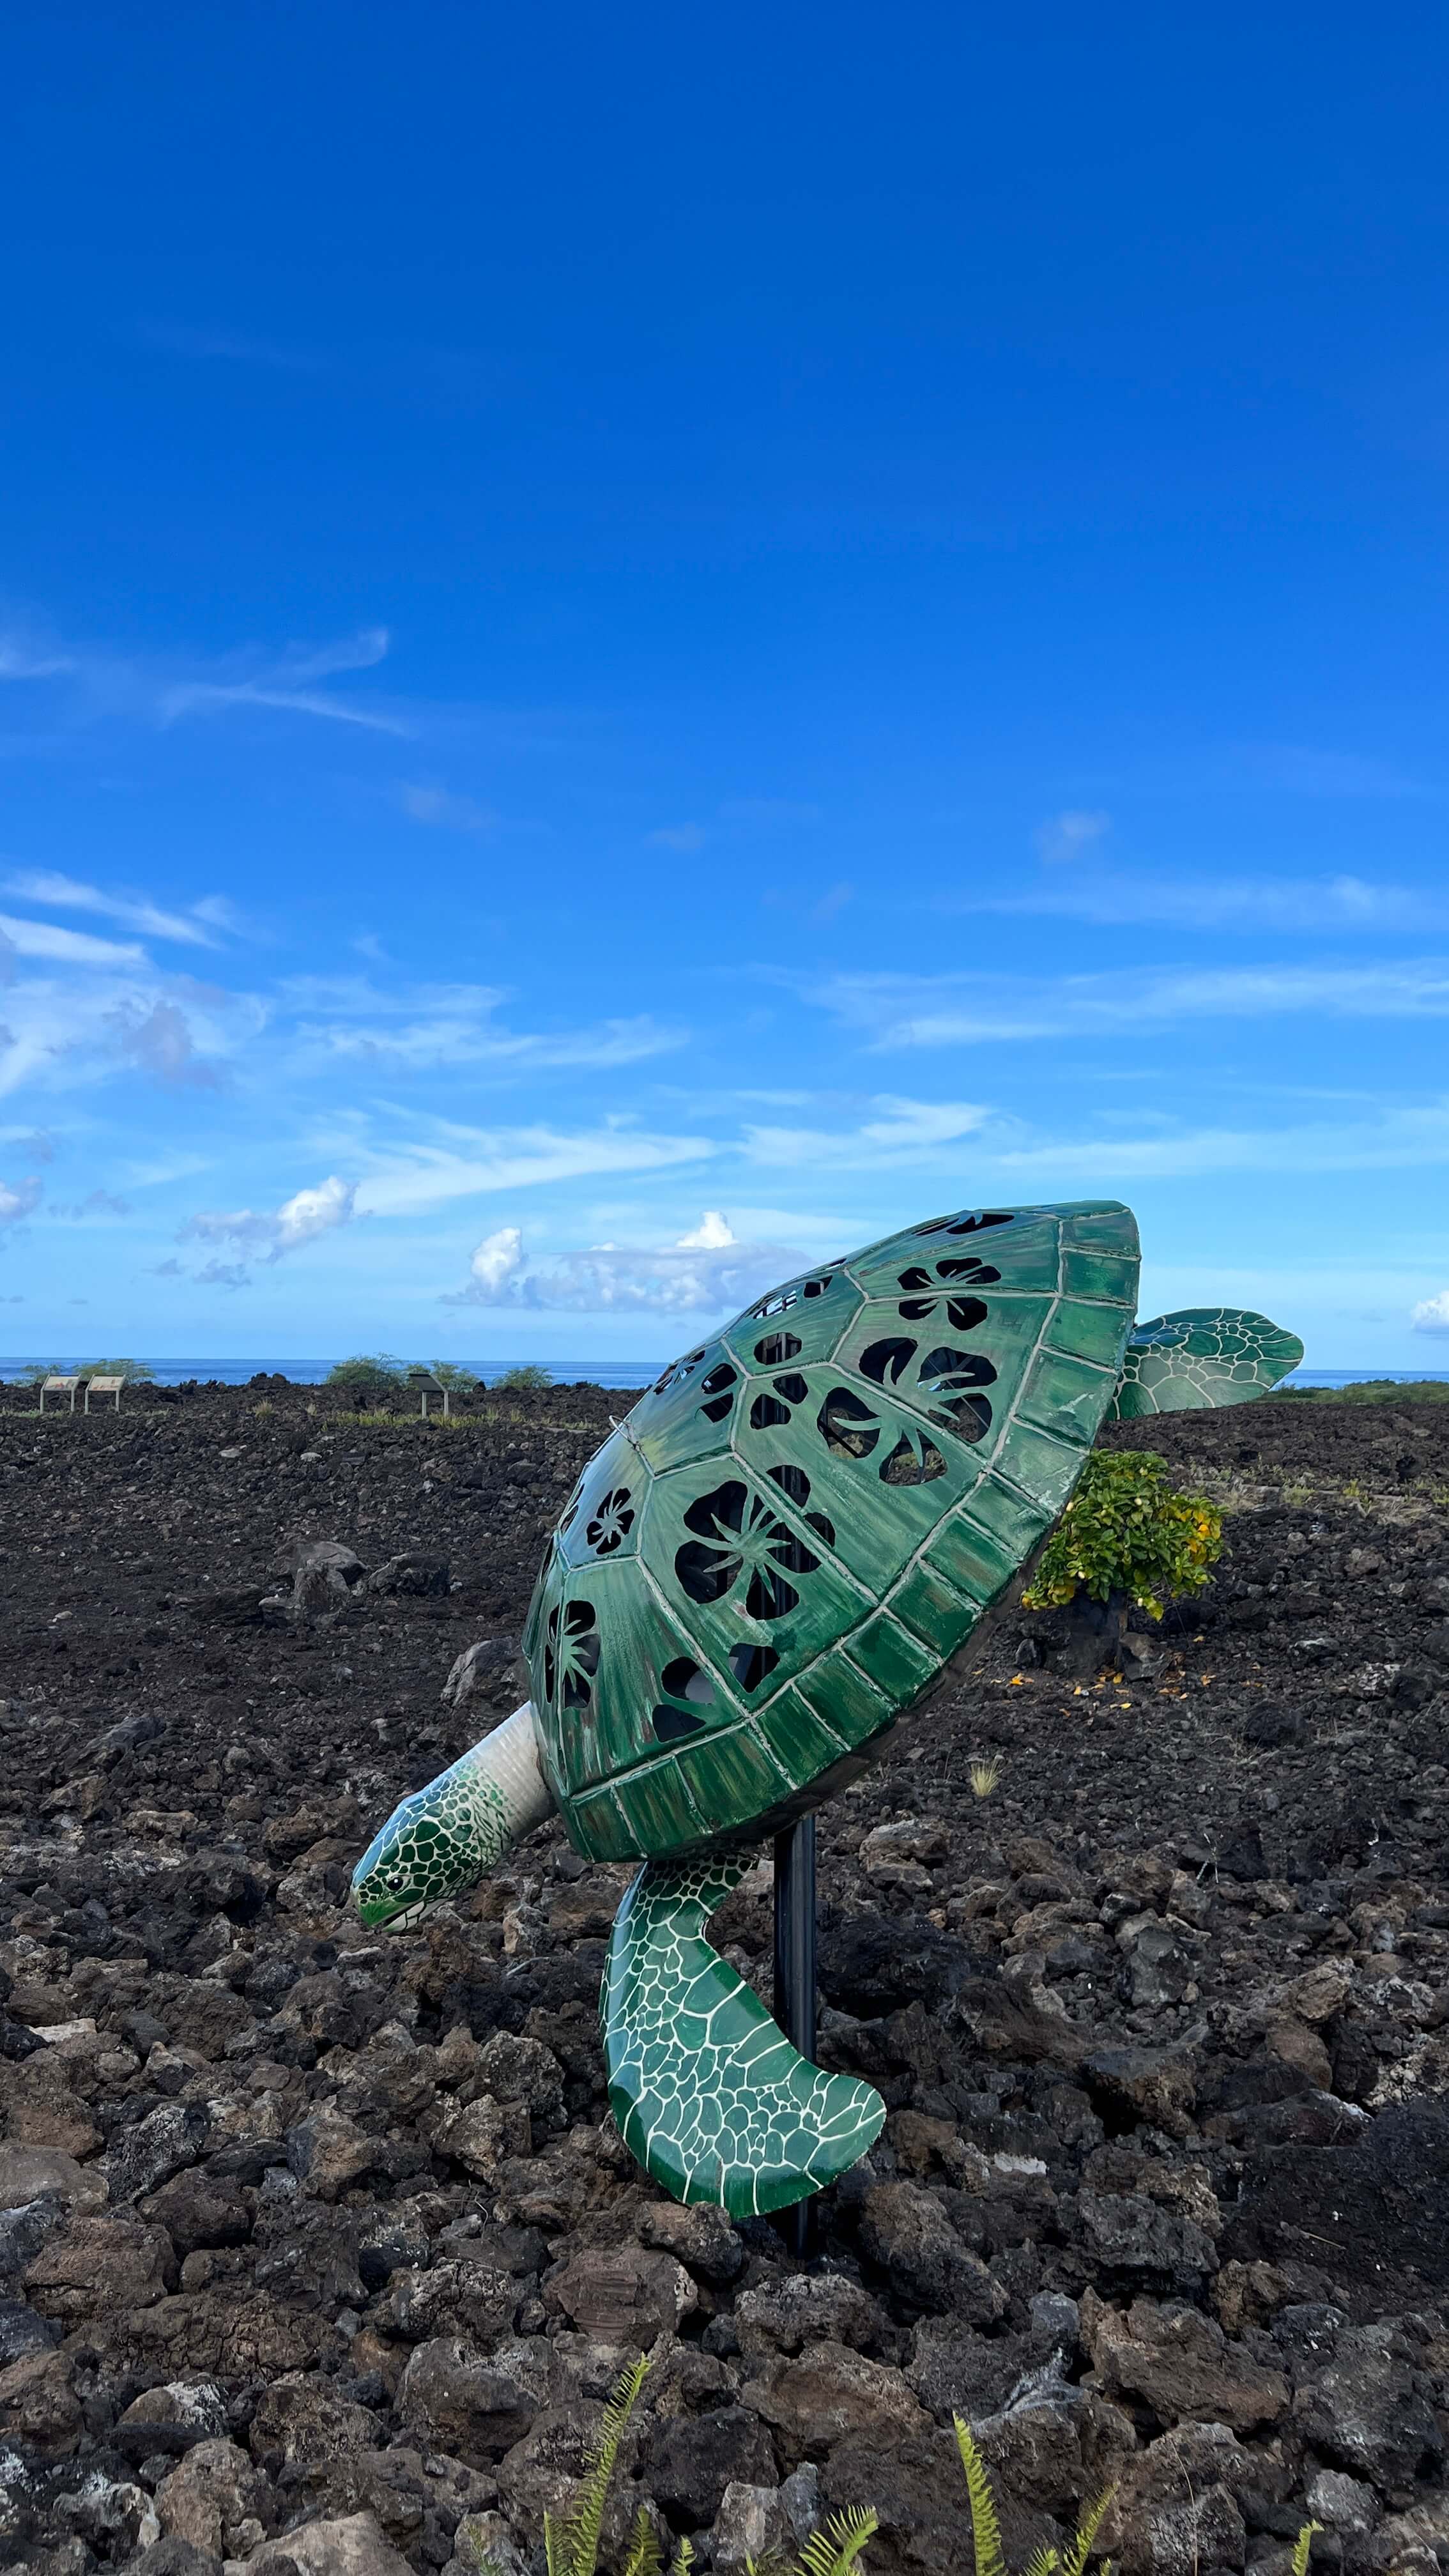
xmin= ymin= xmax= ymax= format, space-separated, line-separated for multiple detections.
xmin=326 ymin=1353 xmax=408 ymax=1403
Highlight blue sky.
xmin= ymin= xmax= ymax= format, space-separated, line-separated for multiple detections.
xmin=3 ymin=4 xmax=1448 ymax=1364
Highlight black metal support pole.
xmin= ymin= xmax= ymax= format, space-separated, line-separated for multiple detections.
xmin=773 ymin=1813 xmax=818 ymax=2258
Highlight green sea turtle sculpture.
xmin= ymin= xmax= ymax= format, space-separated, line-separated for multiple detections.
xmin=353 ymin=1200 xmax=1301 ymax=2216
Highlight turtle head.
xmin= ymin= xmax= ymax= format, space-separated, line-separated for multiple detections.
xmin=351 ymin=1706 xmax=555 ymax=1932
xmin=351 ymin=1782 xmax=475 ymax=1930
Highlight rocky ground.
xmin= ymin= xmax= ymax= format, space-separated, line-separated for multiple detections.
xmin=1 ymin=1379 xmax=1447 ymax=2576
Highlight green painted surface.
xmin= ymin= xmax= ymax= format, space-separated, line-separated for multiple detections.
xmin=528 ymin=1200 xmax=1140 ymax=1869
xmin=352 ymin=1744 xmax=514 ymax=1930
xmin=1108 ymin=1307 xmax=1304 ymax=1419
xmin=601 ymin=1851 xmax=885 ymax=2214
xmin=356 ymin=1200 xmax=1301 ymax=2220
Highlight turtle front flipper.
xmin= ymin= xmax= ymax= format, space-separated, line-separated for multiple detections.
xmin=601 ymin=1853 xmax=884 ymax=2216
xmin=1108 ymin=1307 xmax=1303 ymax=1420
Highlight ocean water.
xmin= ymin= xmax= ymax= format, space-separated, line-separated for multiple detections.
xmin=1 ymin=1358 xmax=1446 ymax=1393
xmin=0 ymin=1356 xmax=665 ymax=1390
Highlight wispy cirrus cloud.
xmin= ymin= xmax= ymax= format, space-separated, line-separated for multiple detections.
xmin=157 ymin=627 xmax=404 ymax=735
xmin=944 ymin=871 xmax=1449 ymax=935
xmin=0 ymin=642 xmax=76 ymax=681
xmin=929 ymin=1094 xmax=1449 ymax=1186
xmin=1 ymin=871 xmax=229 ymax=948
xmin=444 ymin=1208 xmax=802 ymax=1314
xmin=284 ymin=977 xmax=684 ymax=1075
xmin=0 ymin=620 xmax=405 ymax=737
xmin=1034 ymin=808 xmax=1110 ymax=862
xmin=0 ymin=912 xmax=144 ymax=969
xmin=352 ymin=1119 xmax=714 ymax=1216
xmin=802 ymin=960 xmax=1449 ymax=1048
xmin=740 ymin=1094 xmax=992 ymax=1170
xmin=137 ymin=319 xmax=323 ymax=372
xmin=1236 ymin=743 xmax=1425 ymax=799
xmin=399 ymin=782 xmax=497 ymax=832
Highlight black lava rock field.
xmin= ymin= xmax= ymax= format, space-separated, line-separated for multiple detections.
xmin=2 ymin=1379 xmax=1448 ymax=2576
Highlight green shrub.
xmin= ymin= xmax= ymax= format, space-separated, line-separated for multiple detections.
xmin=1021 ymin=1450 xmax=1222 ymax=1621
xmin=491 ymin=1362 xmax=553 ymax=1393
xmin=326 ymin=1353 xmax=408 ymax=1398
xmin=16 ymin=1356 xmax=155 ymax=1386
xmin=425 ymin=1360 xmax=484 ymax=1395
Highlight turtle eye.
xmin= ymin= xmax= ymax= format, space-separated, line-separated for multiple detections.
xmin=385 ymin=1871 xmax=404 ymax=1891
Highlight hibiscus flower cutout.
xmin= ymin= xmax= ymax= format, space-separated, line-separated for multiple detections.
xmin=917 ymin=1344 xmax=995 ymax=1441
xmin=585 ymin=1485 xmax=634 ymax=1555
xmin=894 ymin=1255 xmax=999 ymax=1331
xmin=544 ymin=1599 xmax=600 ymax=1708
xmin=674 ymin=1478 xmax=820 ymax=1621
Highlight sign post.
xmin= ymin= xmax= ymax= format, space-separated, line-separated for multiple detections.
xmin=772 ymin=1813 xmax=818 ymax=2258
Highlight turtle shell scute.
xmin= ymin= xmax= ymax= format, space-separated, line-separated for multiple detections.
xmin=528 ymin=1200 xmax=1140 ymax=1863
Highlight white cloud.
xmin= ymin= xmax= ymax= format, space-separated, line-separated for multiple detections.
xmin=675 ymin=1209 xmax=735 ymax=1249
xmin=1 ymin=871 xmax=225 ymax=948
xmin=1034 ymin=809 xmax=1110 ymax=863
xmin=194 ymin=1259 xmax=250 ymax=1290
xmin=109 ymin=998 xmax=226 ymax=1089
xmin=0 ymin=912 xmax=144 ymax=968
xmin=289 ymin=978 xmax=683 ymax=1075
xmin=0 ymin=1174 xmax=42 ymax=1228
xmin=158 ymin=627 xmax=404 ymax=734
xmin=972 ymin=1096 xmax=1449 ymax=1183
xmin=355 ymin=1122 xmax=713 ymax=1216
xmin=0 ymin=963 xmax=260 ymax=1101
xmin=646 ymin=823 xmax=707 ymax=853
xmin=52 ymin=1188 xmax=131 ymax=1220
xmin=947 ymin=870 xmax=1449 ymax=935
xmin=741 ymin=1095 xmax=992 ymax=1170
xmin=465 ymin=1225 xmax=524 ymax=1294
xmin=805 ymin=962 xmax=1449 ymax=1048
xmin=1 ymin=618 xmax=403 ymax=739
xmin=1411 ymin=1291 xmax=1449 ymax=1334
xmin=445 ymin=1211 xmax=800 ymax=1314
xmin=0 ymin=641 xmax=76 ymax=680
xmin=399 ymin=783 xmax=496 ymax=832
xmin=183 ymin=1174 xmax=355 ymax=1267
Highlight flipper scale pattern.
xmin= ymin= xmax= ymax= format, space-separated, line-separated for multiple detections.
xmin=601 ymin=1853 xmax=885 ymax=2215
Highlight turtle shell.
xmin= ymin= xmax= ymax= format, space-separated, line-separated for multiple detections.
xmin=524 ymin=1199 xmax=1139 ymax=1862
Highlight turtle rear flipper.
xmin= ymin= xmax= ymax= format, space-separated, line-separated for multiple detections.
xmin=1109 ymin=1307 xmax=1303 ymax=1420
xmin=601 ymin=1855 xmax=884 ymax=2214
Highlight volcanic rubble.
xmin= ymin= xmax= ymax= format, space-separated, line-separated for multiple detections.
xmin=1 ymin=1380 xmax=1447 ymax=2576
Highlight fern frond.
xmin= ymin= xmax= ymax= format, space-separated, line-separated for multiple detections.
xmin=1022 ymin=2547 xmax=1061 ymax=2576
xmin=954 ymin=2422 xmax=1006 ymax=2576
xmin=544 ymin=2511 xmax=569 ymax=2576
xmin=670 ymin=2542 xmax=696 ymax=2576
xmin=1059 ymin=2488 xmax=1114 ymax=2576
xmin=797 ymin=2506 xmax=879 ymax=2575
xmin=622 ymin=2509 xmax=664 ymax=2576
xmin=1290 ymin=2526 xmax=1322 ymax=2576
xmin=552 ymin=2352 xmax=653 ymax=2576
